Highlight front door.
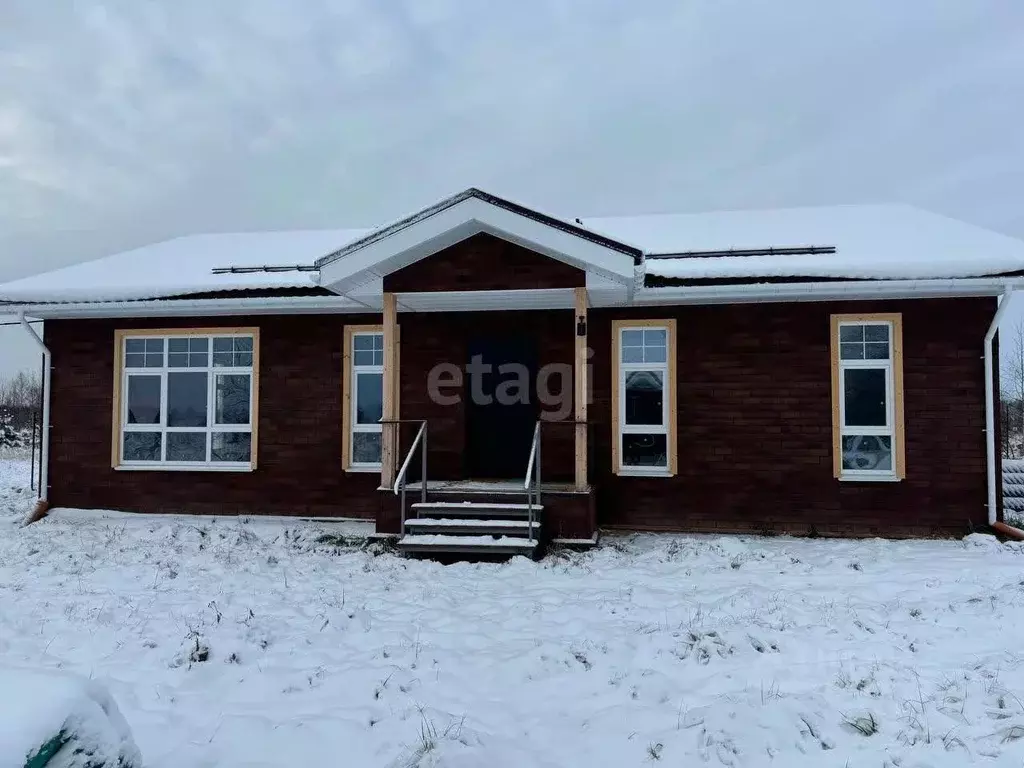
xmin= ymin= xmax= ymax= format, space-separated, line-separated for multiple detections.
xmin=465 ymin=335 xmax=538 ymax=478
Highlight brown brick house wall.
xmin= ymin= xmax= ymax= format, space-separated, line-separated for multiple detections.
xmin=589 ymin=297 xmax=996 ymax=537
xmin=44 ymin=308 xmax=579 ymax=519
xmin=45 ymin=296 xmax=997 ymax=537
xmin=45 ymin=314 xmax=383 ymax=518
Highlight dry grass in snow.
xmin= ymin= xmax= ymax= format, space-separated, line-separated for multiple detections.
xmin=2 ymin=458 xmax=1024 ymax=766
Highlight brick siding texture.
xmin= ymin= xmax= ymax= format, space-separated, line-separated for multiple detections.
xmin=46 ymin=315 xmax=382 ymax=518
xmin=383 ymin=232 xmax=584 ymax=292
xmin=589 ymin=297 xmax=996 ymax=537
xmin=44 ymin=281 xmax=996 ymax=537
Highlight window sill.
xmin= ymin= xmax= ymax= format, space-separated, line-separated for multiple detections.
xmin=345 ymin=465 xmax=382 ymax=474
xmin=115 ymin=464 xmax=254 ymax=473
xmin=617 ymin=468 xmax=674 ymax=478
xmin=838 ymin=474 xmax=901 ymax=483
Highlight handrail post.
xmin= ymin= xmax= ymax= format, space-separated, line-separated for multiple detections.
xmin=537 ymin=428 xmax=542 ymax=512
xmin=535 ymin=427 xmax=541 ymax=540
xmin=523 ymin=419 xmax=542 ymax=543
xmin=528 ymin=476 xmax=534 ymax=540
xmin=398 ymin=423 xmax=406 ymax=537
xmin=421 ymin=423 xmax=428 ymax=504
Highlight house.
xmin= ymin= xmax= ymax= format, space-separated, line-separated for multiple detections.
xmin=3 ymin=188 xmax=1024 ymax=556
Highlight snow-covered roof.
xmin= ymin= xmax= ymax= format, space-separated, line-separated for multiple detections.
xmin=0 ymin=229 xmax=368 ymax=303
xmin=3 ymin=194 xmax=1024 ymax=308
xmin=584 ymin=204 xmax=1024 ymax=281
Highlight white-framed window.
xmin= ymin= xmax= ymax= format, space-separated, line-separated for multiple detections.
xmin=613 ymin=320 xmax=677 ymax=476
xmin=348 ymin=330 xmax=384 ymax=470
xmin=831 ymin=315 xmax=904 ymax=480
xmin=115 ymin=330 xmax=258 ymax=470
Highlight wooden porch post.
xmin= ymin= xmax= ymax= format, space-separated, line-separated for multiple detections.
xmin=381 ymin=292 xmax=398 ymax=488
xmin=574 ymin=286 xmax=589 ymax=490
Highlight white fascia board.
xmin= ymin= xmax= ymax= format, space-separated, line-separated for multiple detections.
xmin=14 ymin=295 xmax=367 ymax=320
xmin=345 ymin=276 xmax=385 ymax=310
xmin=319 ymin=197 xmax=635 ymax=291
xmin=633 ymin=277 xmax=1024 ymax=306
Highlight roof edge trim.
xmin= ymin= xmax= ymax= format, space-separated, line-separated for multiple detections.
xmin=315 ymin=187 xmax=642 ymax=269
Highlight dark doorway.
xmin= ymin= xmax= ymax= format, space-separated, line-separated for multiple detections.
xmin=465 ymin=335 xmax=538 ymax=478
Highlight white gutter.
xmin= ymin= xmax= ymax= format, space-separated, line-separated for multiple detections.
xmin=635 ymin=277 xmax=1024 ymax=305
xmin=9 ymin=295 xmax=367 ymax=320
xmin=986 ymin=287 xmax=1016 ymax=525
xmin=18 ymin=312 xmax=51 ymax=515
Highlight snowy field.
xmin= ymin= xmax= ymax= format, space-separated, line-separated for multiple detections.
xmin=3 ymin=458 xmax=1024 ymax=767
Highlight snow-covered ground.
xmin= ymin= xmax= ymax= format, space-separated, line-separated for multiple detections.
xmin=3 ymin=458 xmax=1024 ymax=767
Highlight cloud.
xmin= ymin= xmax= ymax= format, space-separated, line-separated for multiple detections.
xmin=1 ymin=0 xmax=1024 ymax=370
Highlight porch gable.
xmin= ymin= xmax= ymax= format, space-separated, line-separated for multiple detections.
xmin=382 ymin=232 xmax=585 ymax=293
xmin=317 ymin=189 xmax=638 ymax=296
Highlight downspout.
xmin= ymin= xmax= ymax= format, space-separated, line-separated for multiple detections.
xmin=18 ymin=312 xmax=51 ymax=523
xmin=984 ymin=288 xmax=1024 ymax=539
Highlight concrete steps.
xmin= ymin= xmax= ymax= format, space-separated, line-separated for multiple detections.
xmin=410 ymin=501 xmax=539 ymax=518
xmin=397 ymin=499 xmax=543 ymax=559
xmin=404 ymin=517 xmax=540 ymax=536
xmin=397 ymin=534 xmax=539 ymax=556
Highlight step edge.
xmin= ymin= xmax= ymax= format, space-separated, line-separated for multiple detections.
xmin=411 ymin=502 xmax=542 ymax=510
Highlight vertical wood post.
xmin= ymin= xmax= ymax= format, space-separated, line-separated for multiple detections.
xmin=574 ymin=287 xmax=589 ymax=490
xmin=381 ymin=293 xmax=398 ymax=488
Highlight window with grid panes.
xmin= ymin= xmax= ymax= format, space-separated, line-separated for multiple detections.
xmin=119 ymin=333 xmax=256 ymax=468
xmin=349 ymin=332 xmax=384 ymax=468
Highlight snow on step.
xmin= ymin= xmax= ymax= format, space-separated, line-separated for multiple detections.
xmin=410 ymin=502 xmax=542 ymax=518
xmin=398 ymin=535 xmax=537 ymax=549
xmin=412 ymin=502 xmax=537 ymax=510
xmin=404 ymin=518 xmax=538 ymax=537
xmin=405 ymin=518 xmax=535 ymax=529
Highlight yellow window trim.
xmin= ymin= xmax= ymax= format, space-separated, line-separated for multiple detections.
xmin=111 ymin=326 xmax=261 ymax=470
xmin=611 ymin=318 xmax=678 ymax=476
xmin=829 ymin=313 xmax=905 ymax=480
xmin=342 ymin=324 xmax=400 ymax=472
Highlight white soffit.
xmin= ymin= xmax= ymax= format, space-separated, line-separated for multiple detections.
xmin=396 ymin=289 xmax=576 ymax=312
xmin=394 ymin=286 xmax=632 ymax=312
xmin=319 ymin=197 xmax=636 ymax=293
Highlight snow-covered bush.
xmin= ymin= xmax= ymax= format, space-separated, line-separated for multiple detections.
xmin=0 ymin=668 xmax=141 ymax=767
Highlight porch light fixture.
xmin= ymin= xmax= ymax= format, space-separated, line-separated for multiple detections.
xmin=576 ymin=315 xmax=587 ymax=337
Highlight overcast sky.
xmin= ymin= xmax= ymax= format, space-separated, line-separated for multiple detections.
xmin=2 ymin=1 xmax=1024 ymax=373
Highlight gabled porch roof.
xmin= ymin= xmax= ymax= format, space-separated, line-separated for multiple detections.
xmin=316 ymin=188 xmax=640 ymax=294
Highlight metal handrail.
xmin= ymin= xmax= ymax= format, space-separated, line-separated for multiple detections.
xmin=386 ymin=419 xmax=428 ymax=537
xmin=524 ymin=420 xmax=542 ymax=542
xmin=524 ymin=420 xmax=541 ymax=490
xmin=393 ymin=421 xmax=426 ymax=494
